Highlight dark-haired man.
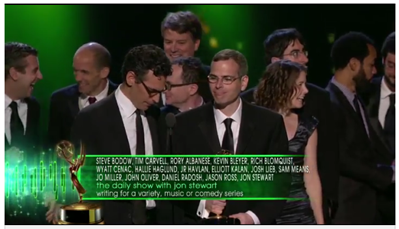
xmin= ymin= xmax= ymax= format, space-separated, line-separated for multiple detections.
xmin=160 ymin=11 xmax=212 ymax=105
xmin=5 ymin=42 xmax=42 ymax=152
xmin=171 ymin=49 xmax=290 ymax=224
xmin=159 ymin=56 xmax=206 ymax=154
xmin=326 ymin=32 xmax=394 ymax=224
xmin=241 ymin=28 xmax=339 ymax=224
xmin=5 ymin=42 xmax=43 ymax=224
xmin=361 ymin=32 xmax=395 ymax=224
xmin=47 ymin=42 xmax=118 ymax=149
xmin=46 ymin=44 xmax=172 ymax=225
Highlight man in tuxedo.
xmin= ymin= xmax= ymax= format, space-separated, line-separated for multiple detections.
xmin=47 ymin=42 xmax=117 ymax=149
xmin=160 ymin=10 xmax=212 ymax=106
xmin=171 ymin=49 xmax=290 ymax=224
xmin=326 ymin=32 xmax=394 ymax=224
xmin=46 ymin=44 xmax=172 ymax=225
xmin=362 ymin=32 xmax=395 ymax=224
xmin=160 ymin=56 xmax=206 ymax=152
xmin=240 ymin=28 xmax=339 ymax=223
xmin=5 ymin=42 xmax=42 ymax=152
xmin=5 ymin=42 xmax=43 ymax=224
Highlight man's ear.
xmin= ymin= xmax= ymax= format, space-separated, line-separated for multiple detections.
xmin=125 ymin=71 xmax=138 ymax=86
xmin=189 ymin=84 xmax=199 ymax=96
xmin=8 ymin=67 xmax=20 ymax=81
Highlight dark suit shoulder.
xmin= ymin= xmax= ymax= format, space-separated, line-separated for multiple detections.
xmin=25 ymin=96 xmax=40 ymax=106
xmin=175 ymin=103 xmax=208 ymax=121
xmin=161 ymin=105 xmax=179 ymax=115
xmin=244 ymin=101 xmax=282 ymax=121
xmin=307 ymin=83 xmax=329 ymax=95
xmin=51 ymin=84 xmax=78 ymax=99
xmin=240 ymin=87 xmax=256 ymax=103
xmin=371 ymin=76 xmax=383 ymax=85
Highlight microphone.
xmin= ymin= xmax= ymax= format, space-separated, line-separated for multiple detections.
xmin=165 ymin=113 xmax=176 ymax=155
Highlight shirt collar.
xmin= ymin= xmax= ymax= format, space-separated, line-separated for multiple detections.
xmin=331 ymin=76 xmax=356 ymax=101
xmin=213 ymin=98 xmax=242 ymax=125
xmin=115 ymin=85 xmax=137 ymax=118
xmin=80 ymin=80 xmax=109 ymax=101
xmin=5 ymin=94 xmax=24 ymax=110
xmin=380 ymin=76 xmax=394 ymax=99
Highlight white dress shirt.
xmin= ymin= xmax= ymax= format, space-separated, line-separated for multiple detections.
xmin=196 ymin=98 xmax=260 ymax=224
xmin=5 ymin=94 xmax=28 ymax=144
xmin=114 ymin=86 xmax=156 ymax=209
xmin=378 ymin=76 xmax=395 ymax=128
xmin=79 ymin=80 xmax=110 ymax=110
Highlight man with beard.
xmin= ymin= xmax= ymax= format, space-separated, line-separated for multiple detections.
xmin=362 ymin=32 xmax=395 ymax=224
xmin=47 ymin=42 xmax=118 ymax=148
xmin=326 ymin=32 xmax=394 ymax=224
xmin=241 ymin=28 xmax=339 ymax=224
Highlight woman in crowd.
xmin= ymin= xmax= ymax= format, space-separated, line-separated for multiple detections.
xmin=254 ymin=60 xmax=324 ymax=224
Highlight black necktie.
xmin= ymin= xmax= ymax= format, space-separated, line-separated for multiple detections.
xmin=9 ymin=101 xmax=24 ymax=146
xmin=135 ymin=109 xmax=145 ymax=155
xmin=384 ymin=94 xmax=395 ymax=152
xmin=133 ymin=109 xmax=146 ymax=224
xmin=222 ymin=118 xmax=234 ymax=154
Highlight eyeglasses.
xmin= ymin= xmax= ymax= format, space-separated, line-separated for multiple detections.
xmin=207 ymin=75 xmax=239 ymax=85
xmin=168 ymin=82 xmax=197 ymax=89
xmin=140 ymin=79 xmax=171 ymax=97
xmin=283 ymin=50 xmax=308 ymax=59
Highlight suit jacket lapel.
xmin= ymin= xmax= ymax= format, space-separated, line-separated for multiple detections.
xmin=327 ymin=82 xmax=363 ymax=123
xmin=68 ymin=85 xmax=80 ymax=119
xmin=145 ymin=107 xmax=161 ymax=155
xmin=104 ymin=94 xmax=131 ymax=155
xmin=198 ymin=103 xmax=221 ymax=154
xmin=366 ymin=80 xmax=391 ymax=151
xmin=25 ymin=98 xmax=35 ymax=138
xmin=236 ymin=101 xmax=255 ymax=154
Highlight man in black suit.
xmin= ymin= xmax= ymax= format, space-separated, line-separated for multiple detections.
xmin=326 ymin=32 xmax=394 ymax=224
xmin=240 ymin=28 xmax=339 ymax=223
xmin=159 ymin=56 xmax=206 ymax=153
xmin=5 ymin=42 xmax=43 ymax=224
xmin=5 ymin=42 xmax=42 ymax=152
xmin=361 ymin=32 xmax=395 ymax=224
xmin=46 ymin=44 xmax=172 ymax=225
xmin=160 ymin=10 xmax=212 ymax=106
xmin=47 ymin=42 xmax=118 ymax=149
xmin=171 ymin=49 xmax=290 ymax=224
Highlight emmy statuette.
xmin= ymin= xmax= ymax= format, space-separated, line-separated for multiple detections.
xmin=56 ymin=141 xmax=104 ymax=225
xmin=201 ymin=149 xmax=240 ymax=225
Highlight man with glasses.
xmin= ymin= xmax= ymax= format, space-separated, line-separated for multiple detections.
xmin=163 ymin=56 xmax=206 ymax=114
xmin=241 ymin=28 xmax=339 ymax=224
xmin=46 ymin=45 xmax=172 ymax=225
xmin=170 ymin=49 xmax=290 ymax=224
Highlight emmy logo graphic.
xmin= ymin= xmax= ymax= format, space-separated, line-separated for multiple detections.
xmin=201 ymin=149 xmax=240 ymax=225
xmin=56 ymin=141 xmax=104 ymax=225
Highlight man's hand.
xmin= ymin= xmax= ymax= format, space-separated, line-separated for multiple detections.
xmin=229 ymin=212 xmax=254 ymax=224
xmin=44 ymin=195 xmax=61 ymax=224
xmin=205 ymin=200 xmax=226 ymax=215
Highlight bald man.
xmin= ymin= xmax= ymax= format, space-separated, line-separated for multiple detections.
xmin=47 ymin=42 xmax=118 ymax=148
